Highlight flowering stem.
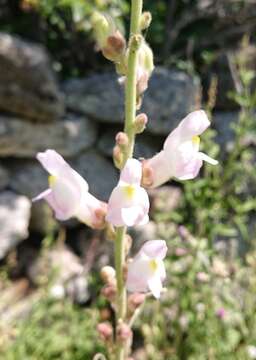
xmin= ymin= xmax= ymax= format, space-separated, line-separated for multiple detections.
xmin=114 ymin=0 xmax=143 ymax=359
xmin=124 ymin=0 xmax=143 ymax=160
xmin=115 ymin=226 xmax=127 ymax=321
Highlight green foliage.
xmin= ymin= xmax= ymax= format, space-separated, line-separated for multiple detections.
xmin=37 ymin=0 xmax=127 ymax=34
xmin=1 ymin=297 xmax=104 ymax=360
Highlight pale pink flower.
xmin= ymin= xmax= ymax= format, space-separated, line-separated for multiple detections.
xmin=97 ymin=322 xmax=113 ymax=341
xmin=106 ymin=159 xmax=149 ymax=227
xmin=32 ymin=149 xmax=107 ymax=228
xmin=196 ymin=271 xmax=210 ymax=283
xmin=142 ymin=110 xmax=218 ymax=188
xmin=126 ymin=240 xmax=167 ymax=299
xmin=216 ymin=307 xmax=226 ymax=320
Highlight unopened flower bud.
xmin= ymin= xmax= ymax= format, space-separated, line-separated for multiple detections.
xmin=108 ymin=31 xmax=126 ymax=53
xmin=93 ymin=206 xmax=107 ymax=229
xmin=113 ymin=145 xmax=124 ymax=169
xmin=117 ymin=323 xmax=132 ymax=342
xmin=91 ymin=12 xmax=113 ymax=48
xmin=100 ymin=266 xmax=116 ymax=285
xmin=140 ymin=12 xmax=152 ymax=31
xmin=102 ymin=30 xmax=126 ymax=62
xmin=134 ymin=113 xmax=148 ymax=134
xmin=101 ymin=285 xmax=116 ymax=302
xmin=138 ymin=41 xmax=154 ymax=76
xmin=115 ymin=132 xmax=129 ymax=148
xmin=97 ymin=322 xmax=113 ymax=341
xmin=128 ymin=293 xmax=145 ymax=312
xmin=141 ymin=161 xmax=154 ymax=187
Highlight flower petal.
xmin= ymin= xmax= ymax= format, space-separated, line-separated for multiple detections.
xmin=147 ymin=275 xmax=163 ymax=299
xmin=176 ymin=158 xmax=203 ymax=180
xmin=49 ymin=177 xmax=81 ymax=220
xmin=127 ymin=258 xmax=151 ymax=293
xmin=146 ymin=151 xmax=173 ymax=188
xmin=120 ymin=158 xmax=142 ymax=186
xmin=106 ymin=181 xmax=149 ymax=227
xmin=157 ymin=260 xmax=166 ymax=281
xmin=32 ymin=188 xmax=52 ymax=202
xmin=140 ymin=240 xmax=167 ymax=260
xmin=121 ymin=206 xmax=144 ymax=227
xmin=198 ymin=152 xmax=218 ymax=165
xmin=77 ymin=192 xmax=107 ymax=228
xmin=179 ymin=110 xmax=210 ymax=138
xmin=36 ymin=149 xmax=67 ymax=176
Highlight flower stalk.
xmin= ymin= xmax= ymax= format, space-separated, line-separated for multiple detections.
xmin=114 ymin=1 xmax=143 ymax=359
xmin=124 ymin=0 xmax=143 ymax=161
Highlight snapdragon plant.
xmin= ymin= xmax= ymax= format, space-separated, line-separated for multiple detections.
xmin=33 ymin=1 xmax=218 ymax=359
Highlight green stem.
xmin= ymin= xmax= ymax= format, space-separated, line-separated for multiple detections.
xmin=114 ymin=1 xmax=143 ymax=359
xmin=115 ymin=226 xmax=127 ymax=321
xmin=124 ymin=0 xmax=143 ymax=160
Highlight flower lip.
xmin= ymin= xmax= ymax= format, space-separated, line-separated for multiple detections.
xmin=192 ymin=135 xmax=200 ymax=145
xmin=48 ymin=175 xmax=57 ymax=187
xmin=122 ymin=184 xmax=136 ymax=199
xmin=106 ymin=158 xmax=149 ymax=227
xmin=149 ymin=259 xmax=158 ymax=272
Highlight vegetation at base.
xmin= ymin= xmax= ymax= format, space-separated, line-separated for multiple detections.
xmin=1 ymin=297 xmax=105 ymax=360
xmin=139 ymin=234 xmax=256 ymax=360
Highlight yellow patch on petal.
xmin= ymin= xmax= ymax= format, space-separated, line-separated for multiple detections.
xmin=149 ymin=259 xmax=158 ymax=272
xmin=48 ymin=175 xmax=57 ymax=187
xmin=123 ymin=185 xmax=136 ymax=199
xmin=192 ymin=135 xmax=200 ymax=145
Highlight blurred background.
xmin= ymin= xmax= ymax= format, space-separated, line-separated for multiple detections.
xmin=0 ymin=0 xmax=256 ymax=359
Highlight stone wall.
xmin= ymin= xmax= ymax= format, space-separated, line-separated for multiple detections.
xmin=0 ymin=32 xmax=241 ymax=260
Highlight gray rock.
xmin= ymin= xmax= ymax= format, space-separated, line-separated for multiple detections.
xmin=142 ymin=68 xmax=201 ymax=135
xmin=97 ymin=129 xmax=161 ymax=159
xmin=73 ymin=150 xmax=118 ymax=201
xmin=0 ymin=191 xmax=31 ymax=259
xmin=64 ymin=72 xmax=124 ymax=123
xmin=0 ymin=113 xmax=98 ymax=157
xmin=7 ymin=160 xmax=54 ymax=233
xmin=213 ymin=112 xmax=239 ymax=152
xmin=207 ymin=47 xmax=256 ymax=110
xmin=28 ymin=245 xmax=83 ymax=285
xmin=8 ymin=161 xmax=47 ymax=198
xmin=64 ymin=67 xmax=200 ymax=135
xmin=0 ymin=32 xmax=64 ymax=121
xmin=28 ymin=244 xmax=90 ymax=303
xmin=0 ymin=164 xmax=8 ymax=190
xmin=29 ymin=202 xmax=57 ymax=234
xmin=66 ymin=275 xmax=90 ymax=304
